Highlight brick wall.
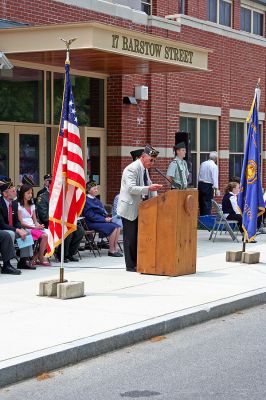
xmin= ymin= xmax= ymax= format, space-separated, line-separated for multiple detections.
xmin=1 ymin=0 xmax=266 ymax=198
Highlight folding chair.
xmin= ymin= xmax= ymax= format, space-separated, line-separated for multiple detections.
xmin=78 ymin=218 xmax=101 ymax=257
xmin=209 ymin=200 xmax=240 ymax=242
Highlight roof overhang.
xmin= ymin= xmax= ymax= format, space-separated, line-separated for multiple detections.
xmin=0 ymin=22 xmax=212 ymax=75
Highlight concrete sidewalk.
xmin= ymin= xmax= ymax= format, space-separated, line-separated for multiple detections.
xmin=0 ymin=230 xmax=266 ymax=387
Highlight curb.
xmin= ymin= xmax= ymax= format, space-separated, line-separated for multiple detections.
xmin=0 ymin=288 xmax=265 ymax=388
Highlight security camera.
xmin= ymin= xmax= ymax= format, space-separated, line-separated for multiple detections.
xmin=0 ymin=52 xmax=13 ymax=70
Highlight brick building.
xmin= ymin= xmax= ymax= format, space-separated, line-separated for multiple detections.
xmin=0 ymin=0 xmax=265 ymax=203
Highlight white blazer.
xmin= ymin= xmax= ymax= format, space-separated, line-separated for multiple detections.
xmin=117 ymin=159 xmax=156 ymax=221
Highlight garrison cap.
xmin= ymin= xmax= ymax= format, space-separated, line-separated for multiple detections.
xmin=44 ymin=174 xmax=52 ymax=181
xmin=22 ymin=175 xmax=34 ymax=186
xmin=174 ymin=142 xmax=186 ymax=150
xmin=130 ymin=149 xmax=144 ymax=161
xmin=86 ymin=180 xmax=97 ymax=192
xmin=143 ymin=144 xmax=159 ymax=158
xmin=0 ymin=181 xmax=14 ymax=192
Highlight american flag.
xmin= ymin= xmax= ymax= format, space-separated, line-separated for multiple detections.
xmin=47 ymin=62 xmax=86 ymax=256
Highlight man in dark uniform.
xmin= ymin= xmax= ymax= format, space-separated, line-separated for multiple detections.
xmin=0 ymin=230 xmax=21 ymax=275
xmin=37 ymin=174 xmax=52 ymax=198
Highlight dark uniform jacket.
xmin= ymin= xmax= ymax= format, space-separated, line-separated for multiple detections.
xmin=36 ymin=190 xmax=49 ymax=228
xmin=0 ymin=197 xmax=22 ymax=231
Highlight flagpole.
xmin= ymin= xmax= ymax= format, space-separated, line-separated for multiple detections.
xmin=239 ymin=78 xmax=264 ymax=254
xmin=59 ymin=38 xmax=77 ymax=283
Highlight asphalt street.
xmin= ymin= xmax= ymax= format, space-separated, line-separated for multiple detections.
xmin=0 ymin=304 xmax=265 ymax=400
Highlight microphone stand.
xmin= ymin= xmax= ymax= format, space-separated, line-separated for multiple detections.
xmin=154 ymin=167 xmax=179 ymax=189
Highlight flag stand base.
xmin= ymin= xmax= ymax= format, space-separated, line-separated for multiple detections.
xmin=226 ymin=250 xmax=243 ymax=262
xmin=241 ymin=251 xmax=260 ymax=264
xmin=38 ymin=280 xmax=85 ymax=299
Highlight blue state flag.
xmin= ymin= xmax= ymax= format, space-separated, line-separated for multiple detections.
xmin=237 ymin=86 xmax=265 ymax=242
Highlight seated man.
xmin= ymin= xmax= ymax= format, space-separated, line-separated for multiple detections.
xmin=37 ymin=188 xmax=84 ymax=262
xmin=0 ymin=230 xmax=21 ymax=275
xmin=84 ymin=181 xmax=122 ymax=257
xmin=0 ymin=181 xmax=35 ymax=270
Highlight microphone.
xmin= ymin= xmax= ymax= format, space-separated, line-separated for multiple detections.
xmin=155 ymin=167 xmax=179 ymax=189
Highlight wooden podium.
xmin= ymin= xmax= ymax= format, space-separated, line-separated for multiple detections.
xmin=137 ymin=189 xmax=198 ymax=276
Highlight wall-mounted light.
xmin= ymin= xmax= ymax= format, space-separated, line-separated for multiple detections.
xmin=0 ymin=52 xmax=13 ymax=70
xmin=123 ymin=96 xmax=138 ymax=105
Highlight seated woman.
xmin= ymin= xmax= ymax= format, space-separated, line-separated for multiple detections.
xmin=222 ymin=181 xmax=243 ymax=234
xmin=83 ymin=182 xmax=123 ymax=257
xmin=17 ymin=184 xmax=51 ymax=266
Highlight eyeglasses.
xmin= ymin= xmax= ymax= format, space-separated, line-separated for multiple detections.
xmin=148 ymin=158 xmax=156 ymax=163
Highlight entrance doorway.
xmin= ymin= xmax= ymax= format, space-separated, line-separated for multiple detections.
xmin=0 ymin=124 xmax=45 ymax=192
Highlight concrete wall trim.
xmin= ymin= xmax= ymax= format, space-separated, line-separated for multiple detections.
xmin=107 ymin=146 xmax=175 ymax=158
xmin=180 ymin=103 xmax=222 ymax=116
xmin=167 ymin=15 xmax=266 ymax=48
xmin=55 ymin=0 xmax=148 ymax=24
xmin=230 ymin=109 xmax=265 ymax=121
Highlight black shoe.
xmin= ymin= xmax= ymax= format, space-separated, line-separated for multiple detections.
xmin=99 ymin=241 xmax=109 ymax=249
xmin=67 ymin=256 xmax=79 ymax=262
xmin=108 ymin=251 xmax=123 ymax=257
xmin=2 ymin=263 xmax=21 ymax=275
xmin=17 ymin=259 xmax=36 ymax=270
xmin=55 ymin=255 xmax=68 ymax=263
xmin=126 ymin=268 xmax=136 ymax=272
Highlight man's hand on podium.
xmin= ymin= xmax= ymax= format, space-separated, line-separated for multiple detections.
xmin=148 ymin=184 xmax=163 ymax=192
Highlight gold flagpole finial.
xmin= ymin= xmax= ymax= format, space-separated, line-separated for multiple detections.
xmin=60 ymin=37 xmax=77 ymax=63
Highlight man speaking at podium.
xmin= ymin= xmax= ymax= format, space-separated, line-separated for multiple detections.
xmin=117 ymin=145 xmax=162 ymax=272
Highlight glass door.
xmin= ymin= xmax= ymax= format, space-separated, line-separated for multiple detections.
xmin=0 ymin=124 xmax=15 ymax=181
xmin=14 ymin=125 xmax=45 ymax=193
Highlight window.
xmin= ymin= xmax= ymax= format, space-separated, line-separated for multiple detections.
xmin=53 ymin=74 xmax=104 ymax=127
xmin=229 ymin=120 xmax=263 ymax=180
xmin=19 ymin=134 xmax=40 ymax=186
xmin=208 ymin=0 xmax=232 ymax=27
xmin=141 ymin=0 xmax=151 ymax=15
xmin=0 ymin=67 xmax=44 ymax=123
xmin=180 ymin=0 xmax=186 ymax=14
xmin=180 ymin=116 xmax=218 ymax=187
xmin=240 ymin=6 xmax=264 ymax=36
xmin=86 ymin=137 xmax=100 ymax=184
xmin=229 ymin=122 xmax=245 ymax=180
xmin=0 ymin=133 xmax=9 ymax=176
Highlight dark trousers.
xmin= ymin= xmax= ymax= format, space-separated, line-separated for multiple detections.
xmin=56 ymin=225 xmax=84 ymax=258
xmin=0 ymin=230 xmax=16 ymax=263
xmin=121 ymin=217 xmax=138 ymax=271
xmin=227 ymin=214 xmax=243 ymax=233
xmin=198 ymin=181 xmax=214 ymax=215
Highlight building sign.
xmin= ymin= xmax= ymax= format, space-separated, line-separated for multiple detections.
xmin=111 ymin=34 xmax=193 ymax=64
xmin=1 ymin=22 xmax=210 ymax=73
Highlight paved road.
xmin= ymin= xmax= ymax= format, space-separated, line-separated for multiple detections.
xmin=0 ymin=305 xmax=266 ymax=400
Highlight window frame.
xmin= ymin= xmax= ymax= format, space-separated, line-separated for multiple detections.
xmin=141 ymin=0 xmax=152 ymax=15
xmin=229 ymin=118 xmax=264 ymax=179
xmin=208 ymin=0 xmax=232 ymax=27
xmin=240 ymin=4 xmax=264 ymax=36
xmin=179 ymin=114 xmax=219 ymax=187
